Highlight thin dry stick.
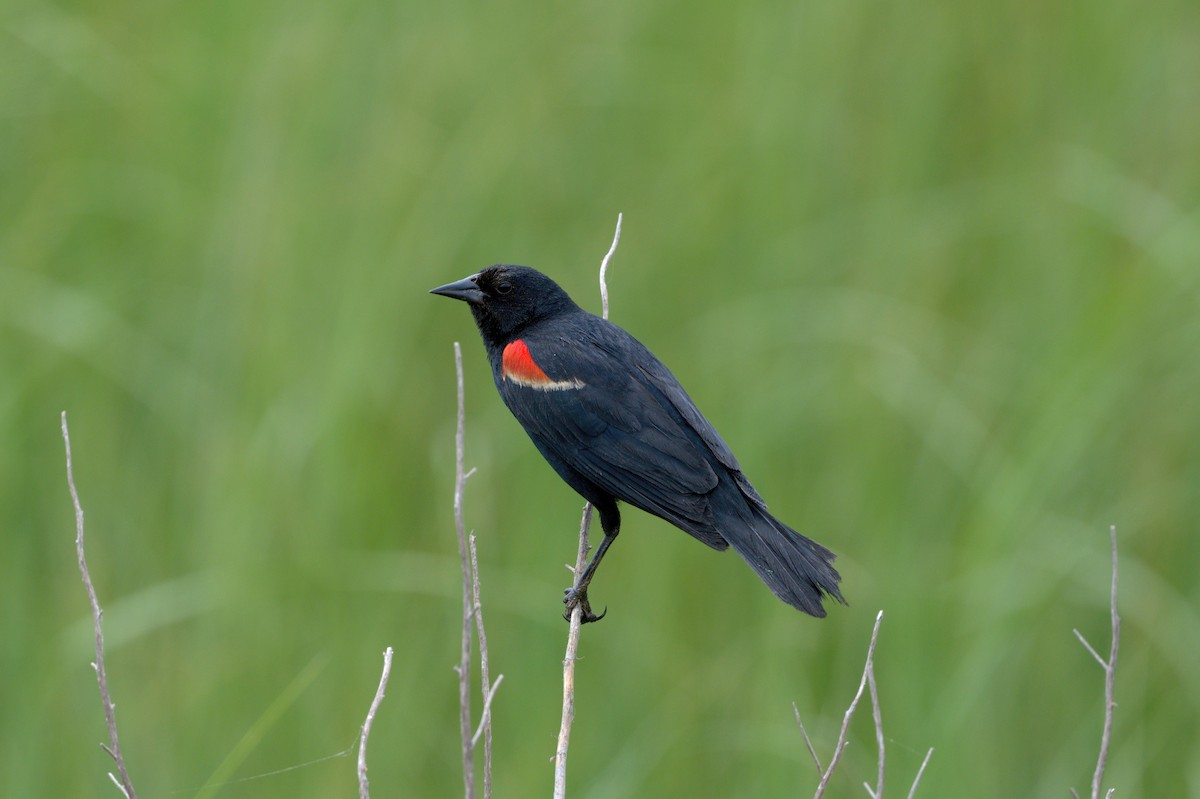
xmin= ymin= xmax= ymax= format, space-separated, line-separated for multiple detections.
xmin=599 ymin=211 xmax=623 ymax=320
xmin=1071 ymin=525 xmax=1120 ymax=799
xmin=553 ymin=212 xmax=622 ymax=799
xmin=553 ymin=507 xmax=593 ymax=799
xmin=62 ymin=411 xmax=139 ymax=799
xmin=793 ymin=702 xmax=825 ymax=773
xmin=471 ymin=675 xmax=505 ymax=748
xmin=358 ymin=647 xmax=394 ymax=799
xmin=453 ymin=342 xmax=477 ymax=799
xmin=797 ymin=612 xmax=932 ymax=799
xmin=812 ymin=610 xmax=884 ymax=799
xmin=469 ymin=534 xmax=501 ymax=799
xmin=905 ymin=748 xmax=934 ymax=799
xmin=865 ymin=649 xmax=885 ymax=799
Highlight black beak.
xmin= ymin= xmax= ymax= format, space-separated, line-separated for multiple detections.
xmin=429 ymin=274 xmax=485 ymax=305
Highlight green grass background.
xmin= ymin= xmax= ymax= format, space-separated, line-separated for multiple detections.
xmin=4 ymin=0 xmax=1198 ymax=795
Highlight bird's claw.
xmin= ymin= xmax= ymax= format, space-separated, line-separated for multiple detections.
xmin=563 ymin=586 xmax=607 ymax=624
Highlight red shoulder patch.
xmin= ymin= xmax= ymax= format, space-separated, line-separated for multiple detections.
xmin=502 ymin=339 xmax=552 ymax=385
xmin=501 ymin=340 xmax=586 ymax=391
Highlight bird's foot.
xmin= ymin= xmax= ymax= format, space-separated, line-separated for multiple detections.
xmin=563 ymin=585 xmax=607 ymax=624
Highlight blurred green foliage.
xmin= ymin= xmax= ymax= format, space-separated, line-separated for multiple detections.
xmin=3 ymin=0 xmax=1198 ymax=795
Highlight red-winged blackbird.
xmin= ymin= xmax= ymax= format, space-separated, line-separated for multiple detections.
xmin=432 ymin=265 xmax=844 ymax=622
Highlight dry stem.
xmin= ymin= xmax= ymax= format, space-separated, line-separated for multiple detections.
xmin=812 ymin=610 xmax=884 ymax=799
xmin=358 ymin=647 xmax=394 ymax=799
xmin=797 ymin=611 xmax=936 ymax=798
xmin=553 ymin=212 xmax=622 ymax=799
xmin=62 ymin=411 xmax=139 ymax=799
xmin=793 ymin=702 xmax=825 ymax=773
xmin=865 ymin=647 xmax=885 ymax=799
xmin=452 ymin=342 xmax=500 ymax=799
xmin=1071 ymin=525 xmax=1120 ymax=799
xmin=452 ymin=342 xmax=477 ymax=799
xmin=553 ymin=506 xmax=593 ymax=799
xmin=599 ymin=212 xmax=623 ymax=320
xmin=470 ymin=534 xmax=500 ymax=798
xmin=906 ymin=748 xmax=934 ymax=799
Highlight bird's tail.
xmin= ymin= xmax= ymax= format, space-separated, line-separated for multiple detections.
xmin=727 ymin=507 xmax=845 ymax=618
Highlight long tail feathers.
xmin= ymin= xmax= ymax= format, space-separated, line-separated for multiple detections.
xmin=725 ymin=508 xmax=845 ymax=618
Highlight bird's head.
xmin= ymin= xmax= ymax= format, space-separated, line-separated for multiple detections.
xmin=430 ymin=265 xmax=579 ymax=346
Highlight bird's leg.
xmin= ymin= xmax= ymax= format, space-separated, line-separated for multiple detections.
xmin=563 ymin=531 xmax=617 ymax=623
xmin=564 ymin=502 xmax=620 ymax=624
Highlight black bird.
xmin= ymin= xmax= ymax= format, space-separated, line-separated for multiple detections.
xmin=431 ymin=265 xmax=844 ymax=622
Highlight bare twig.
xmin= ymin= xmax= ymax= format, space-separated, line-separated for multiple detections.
xmin=62 ymin=411 xmax=139 ymax=799
xmin=469 ymin=534 xmax=501 ymax=799
xmin=865 ymin=644 xmax=885 ymax=799
xmin=813 ymin=610 xmax=883 ymax=799
xmin=599 ymin=212 xmax=623 ymax=320
xmin=471 ymin=674 xmax=506 ymax=749
xmin=553 ymin=212 xmax=622 ymax=799
xmin=452 ymin=343 xmax=500 ymax=799
xmin=553 ymin=505 xmax=592 ymax=799
xmin=905 ymin=748 xmax=934 ymax=799
xmin=1071 ymin=525 xmax=1120 ymax=799
xmin=1072 ymin=630 xmax=1107 ymax=669
xmin=793 ymin=702 xmax=825 ymax=773
xmin=358 ymin=647 xmax=394 ymax=799
xmin=453 ymin=343 xmax=477 ymax=799
xmin=798 ymin=611 xmax=932 ymax=798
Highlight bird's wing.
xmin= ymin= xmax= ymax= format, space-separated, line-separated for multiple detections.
xmin=499 ymin=332 xmax=720 ymax=529
xmin=631 ymin=354 xmax=771 ymax=513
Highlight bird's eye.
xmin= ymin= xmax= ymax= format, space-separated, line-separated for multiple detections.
xmin=496 ymin=281 xmax=513 ymax=295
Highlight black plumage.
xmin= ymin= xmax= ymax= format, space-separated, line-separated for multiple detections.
xmin=431 ymin=264 xmax=844 ymax=622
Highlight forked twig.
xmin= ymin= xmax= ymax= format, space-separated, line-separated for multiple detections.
xmin=62 ymin=411 xmax=139 ymax=799
xmin=812 ymin=610 xmax=883 ymax=799
xmin=1071 ymin=525 xmax=1120 ymax=799
xmin=798 ymin=611 xmax=932 ymax=799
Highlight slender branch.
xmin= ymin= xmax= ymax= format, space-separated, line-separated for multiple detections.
xmin=471 ymin=674 xmax=506 ymax=748
xmin=799 ymin=611 xmax=930 ymax=798
xmin=553 ymin=505 xmax=592 ymax=799
xmin=1072 ymin=630 xmax=1107 ymax=669
xmin=813 ymin=610 xmax=884 ymax=799
xmin=62 ymin=411 xmax=139 ymax=799
xmin=452 ymin=344 xmax=502 ymax=799
xmin=599 ymin=212 xmax=623 ymax=320
xmin=358 ymin=647 xmax=394 ymax=799
xmin=1072 ymin=525 xmax=1120 ymax=799
xmin=554 ymin=211 xmax=622 ymax=799
xmin=905 ymin=748 xmax=934 ymax=799
xmin=866 ymin=644 xmax=885 ymax=799
xmin=452 ymin=343 xmax=476 ymax=799
xmin=793 ymin=702 xmax=825 ymax=773
xmin=469 ymin=534 xmax=500 ymax=799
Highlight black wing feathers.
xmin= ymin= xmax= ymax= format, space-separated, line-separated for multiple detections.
xmin=498 ymin=311 xmax=843 ymax=612
xmin=498 ymin=320 xmax=729 ymax=546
